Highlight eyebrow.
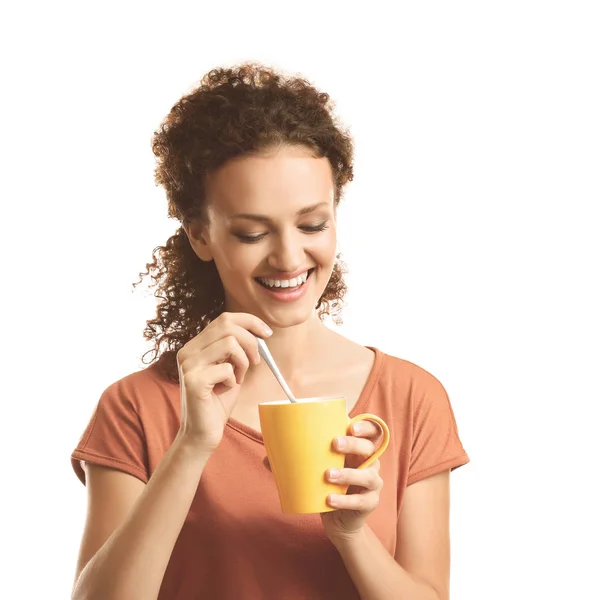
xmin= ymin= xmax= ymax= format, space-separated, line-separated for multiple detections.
xmin=229 ymin=202 xmax=329 ymax=222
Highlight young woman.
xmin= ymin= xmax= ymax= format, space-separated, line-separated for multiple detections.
xmin=71 ymin=63 xmax=469 ymax=600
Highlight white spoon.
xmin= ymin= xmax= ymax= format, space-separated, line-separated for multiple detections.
xmin=255 ymin=337 xmax=297 ymax=403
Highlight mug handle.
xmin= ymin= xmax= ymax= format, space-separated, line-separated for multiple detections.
xmin=347 ymin=414 xmax=390 ymax=470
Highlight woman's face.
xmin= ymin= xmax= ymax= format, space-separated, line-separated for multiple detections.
xmin=187 ymin=145 xmax=337 ymax=329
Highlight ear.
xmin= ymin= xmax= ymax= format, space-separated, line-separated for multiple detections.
xmin=183 ymin=221 xmax=214 ymax=262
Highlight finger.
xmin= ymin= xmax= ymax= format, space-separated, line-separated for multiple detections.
xmin=178 ymin=312 xmax=270 ymax=365
xmin=212 ymin=311 xmax=272 ymax=340
xmin=202 ymin=335 xmax=252 ymax=384
xmin=223 ymin=324 xmax=262 ymax=367
xmin=207 ymin=361 xmax=237 ymax=391
xmin=369 ymin=459 xmax=380 ymax=473
xmin=327 ymin=467 xmax=383 ymax=491
xmin=184 ymin=361 xmax=236 ymax=399
xmin=179 ymin=335 xmax=249 ymax=385
xmin=350 ymin=420 xmax=382 ymax=440
xmin=328 ymin=490 xmax=380 ymax=511
xmin=334 ymin=435 xmax=375 ymax=458
xmin=180 ymin=323 xmax=261 ymax=372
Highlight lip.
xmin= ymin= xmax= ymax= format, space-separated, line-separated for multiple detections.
xmin=255 ymin=267 xmax=313 ymax=281
xmin=254 ymin=268 xmax=314 ymax=303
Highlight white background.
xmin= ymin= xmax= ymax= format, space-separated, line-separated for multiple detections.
xmin=1 ymin=1 xmax=594 ymax=598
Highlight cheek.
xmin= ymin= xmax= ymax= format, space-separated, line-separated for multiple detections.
xmin=214 ymin=250 xmax=259 ymax=279
xmin=213 ymin=242 xmax=267 ymax=290
xmin=309 ymin=230 xmax=337 ymax=265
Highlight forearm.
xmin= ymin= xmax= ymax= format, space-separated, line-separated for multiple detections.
xmin=333 ymin=525 xmax=440 ymax=600
xmin=72 ymin=435 xmax=211 ymax=600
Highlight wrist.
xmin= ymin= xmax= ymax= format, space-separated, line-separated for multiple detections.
xmin=328 ymin=526 xmax=367 ymax=553
xmin=171 ymin=432 xmax=215 ymax=464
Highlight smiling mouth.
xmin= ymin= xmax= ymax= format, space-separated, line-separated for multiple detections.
xmin=255 ymin=268 xmax=314 ymax=290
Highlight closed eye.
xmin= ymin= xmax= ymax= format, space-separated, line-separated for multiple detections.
xmin=300 ymin=221 xmax=329 ymax=234
xmin=234 ymin=220 xmax=329 ymax=244
xmin=235 ymin=232 xmax=268 ymax=243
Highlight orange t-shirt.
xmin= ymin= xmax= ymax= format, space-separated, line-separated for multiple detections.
xmin=71 ymin=347 xmax=469 ymax=599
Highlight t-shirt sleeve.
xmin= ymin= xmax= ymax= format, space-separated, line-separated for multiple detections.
xmin=71 ymin=380 xmax=150 ymax=485
xmin=407 ymin=370 xmax=469 ymax=486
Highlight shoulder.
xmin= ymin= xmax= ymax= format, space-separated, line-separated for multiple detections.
xmin=365 ymin=347 xmax=459 ymax=428
xmin=372 ymin=347 xmax=447 ymax=396
xmin=98 ymin=361 xmax=179 ymax=415
xmin=374 ymin=347 xmax=466 ymax=436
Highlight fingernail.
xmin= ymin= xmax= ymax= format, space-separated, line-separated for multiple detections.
xmin=263 ymin=325 xmax=273 ymax=336
xmin=335 ymin=437 xmax=345 ymax=449
xmin=329 ymin=468 xmax=340 ymax=480
xmin=352 ymin=423 xmax=362 ymax=435
xmin=328 ymin=494 xmax=339 ymax=507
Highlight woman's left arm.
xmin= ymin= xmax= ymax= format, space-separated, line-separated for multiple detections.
xmin=334 ymin=472 xmax=449 ymax=600
xmin=321 ymin=421 xmax=451 ymax=600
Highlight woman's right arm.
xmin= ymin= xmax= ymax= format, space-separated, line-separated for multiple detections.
xmin=72 ymin=436 xmax=211 ymax=600
xmin=71 ymin=312 xmax=272 ymax=600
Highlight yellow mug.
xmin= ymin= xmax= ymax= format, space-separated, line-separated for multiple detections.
xmin=258 ymin=396 xmax=390 ymax=515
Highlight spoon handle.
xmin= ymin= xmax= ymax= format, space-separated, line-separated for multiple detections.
xmin=256 ymin=337 xmax=297 ymax=403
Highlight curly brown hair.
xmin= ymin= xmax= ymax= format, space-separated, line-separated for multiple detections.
xmin=136 ymin=63 xmax=355 ymax=381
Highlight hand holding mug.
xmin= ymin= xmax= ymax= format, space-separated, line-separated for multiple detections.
xmin=320 ymin=418 xmax=386 ymax=542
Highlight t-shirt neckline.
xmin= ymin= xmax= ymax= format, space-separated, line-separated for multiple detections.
xmin=225 ymin=346 xmax=384 ymax=444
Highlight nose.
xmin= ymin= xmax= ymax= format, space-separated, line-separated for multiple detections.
xmin=267 ymin=230 xmax=305 ymax=273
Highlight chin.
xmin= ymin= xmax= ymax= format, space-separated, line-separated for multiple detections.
xmin=261 ymin=308 xmax=316 ymax=330
xmin=238 ymin=298 xmax=312 ymax=328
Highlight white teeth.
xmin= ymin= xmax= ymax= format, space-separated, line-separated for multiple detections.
xmin=281 ymin=277 xmax=299 ymax=288
xmin=258 ymin=270 xmax=310 ymax=289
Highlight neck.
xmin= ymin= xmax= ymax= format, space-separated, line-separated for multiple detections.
xmin=268 ymin=315 xmax=328 ymax=373
xmin=236 ymin=312 xmax=331 ymax=388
